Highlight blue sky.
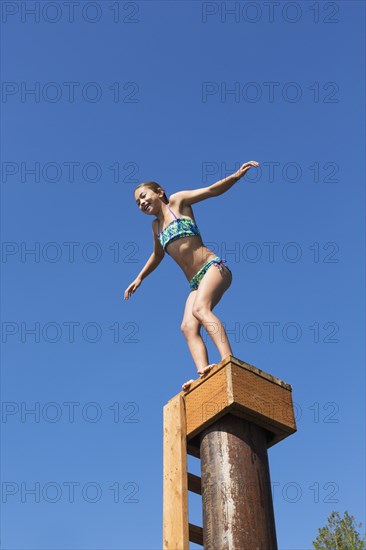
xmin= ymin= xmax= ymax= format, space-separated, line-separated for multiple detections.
xmin=1 ymin=1 xmax=365 ymax=548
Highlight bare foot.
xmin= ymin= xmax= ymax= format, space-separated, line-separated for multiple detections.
xmin=182 ymin=379 xmax=195 ymax=391
xmin=182 ymin=364 xmax=216 ymax=391
xmin=198 ymin=363 xmax=216 ymax=377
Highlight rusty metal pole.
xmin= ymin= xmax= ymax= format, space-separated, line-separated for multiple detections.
xmin=200 ymin=413 xmax=278 ymax=550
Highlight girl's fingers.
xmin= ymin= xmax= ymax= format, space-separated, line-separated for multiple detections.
xmin=124 ymin=281 xmax=139 ymax=300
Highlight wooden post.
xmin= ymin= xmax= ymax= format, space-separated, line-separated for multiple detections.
xmin=200 ymin=414 xmax=277 ymax=549
xmin=162 ymin=394 xmax=189 ymax=550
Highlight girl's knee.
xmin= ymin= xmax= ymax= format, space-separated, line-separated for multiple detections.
xmin=192 ymin=303 xmax=211 ymax=322
xmin=180 ymin=319 xmax=200 ymax=335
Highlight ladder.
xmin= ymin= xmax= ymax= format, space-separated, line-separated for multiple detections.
xmin=163 ymin=393 xmax=203 ymax=549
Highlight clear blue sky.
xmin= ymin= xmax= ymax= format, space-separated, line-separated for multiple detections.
xmin=1 ymin=1 xmax=365 ymax=548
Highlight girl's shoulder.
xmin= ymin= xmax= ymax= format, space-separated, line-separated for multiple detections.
xmin=169 ymin=195 xmax=195 ymax=218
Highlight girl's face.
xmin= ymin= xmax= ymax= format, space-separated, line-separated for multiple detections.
xmin=134 ymin=186 xmax=163 ymax=215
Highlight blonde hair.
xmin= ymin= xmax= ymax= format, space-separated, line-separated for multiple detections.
xmin=134 ymin=181 xmax=169 ymax=204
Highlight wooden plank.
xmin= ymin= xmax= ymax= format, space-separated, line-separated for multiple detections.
xmin=180 ymin=354 xmax=292 ymax=395
xmin=189 ymin=523 xmax=204 ymax=546
xmin=231 ymin=364 xmax=296 ymax=431
xmin=187 ymin=404 xmax=293 ymax=454
xmin=184 ymin=357 xmax=296 ymax=444
xmin=163 ymin=394 xmax=189 ymax=550
xmin=229 ymin=355 xmax=292 ymax=390
xmin=184 ymin=366 xmax=229 ymax=436
xmin=187 ymin=441 xmax=200 ymax=459
xmin=188 ymin=472 xmax=201 ymax=495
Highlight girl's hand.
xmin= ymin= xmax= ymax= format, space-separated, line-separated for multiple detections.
xmin=124 ymin=277 xmax=142 ymax=300
xmin=235 ymin=161 xmax=260 ymax=180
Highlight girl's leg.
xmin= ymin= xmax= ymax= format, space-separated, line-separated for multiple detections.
xmin=191 ymin=263 xmax=233 ymax=361
xmin=180 ymin=291 xmax=210 ymax=387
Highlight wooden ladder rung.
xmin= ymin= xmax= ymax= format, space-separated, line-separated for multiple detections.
xmin=187 ymin=442 xmax=200 ymax=458
xmin=188 ymin=472 xmax=202 ymax=495
xmin=189 ymin=523 xmax=203 ymax=546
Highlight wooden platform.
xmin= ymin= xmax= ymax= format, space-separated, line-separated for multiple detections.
xmin=182 ymin=355 xmax=297 ymax=455
xmin=163 ymin=355 xmax=297 ymax=548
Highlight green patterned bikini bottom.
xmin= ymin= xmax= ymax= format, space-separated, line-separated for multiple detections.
xmin=189 ymin=256 xmax=231 ymax=291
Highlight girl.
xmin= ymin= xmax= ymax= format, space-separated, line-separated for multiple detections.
xmin=124 ymin=161 xmax=259 ymax=390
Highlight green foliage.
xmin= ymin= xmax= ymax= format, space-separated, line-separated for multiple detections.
xmin=313 ymin=511 xmax=366 ymax=550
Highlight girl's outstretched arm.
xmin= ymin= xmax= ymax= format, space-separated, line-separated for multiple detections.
xmin=210 ymin=160 xmax=259 ymax=196
xmin=171 ymin=161 xmax=259 ymax=206
xmin=123 ymin=252 xmax=164 ymax=300
xmin=124 ymin=222 xmax=165 ymax=300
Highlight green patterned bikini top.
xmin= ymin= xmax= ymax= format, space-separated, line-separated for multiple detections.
xmin=157 ymin=205 xmax=201 ymax=255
